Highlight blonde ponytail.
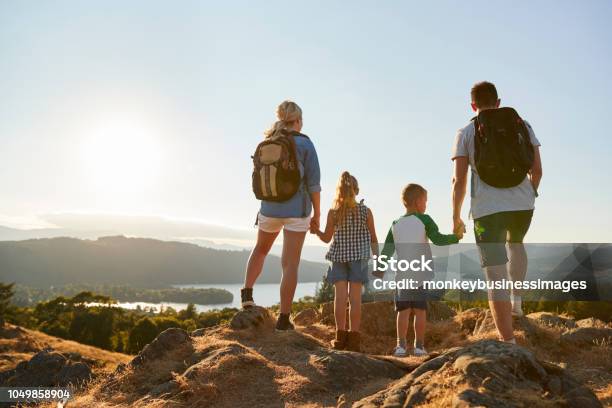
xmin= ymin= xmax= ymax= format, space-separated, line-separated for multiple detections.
xmin=332 ymin=171 xmax=359 ymax=226
xmin=264 ymin=100 xmax=303 ymax=138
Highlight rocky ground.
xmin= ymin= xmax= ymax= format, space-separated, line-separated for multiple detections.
xmin=40 ymin=302 xmax=610 ymax=408
xmin=0 ymin=324 xmax=130 ymax=376
xmin=0 ymin=324 xmax=131 ymax=407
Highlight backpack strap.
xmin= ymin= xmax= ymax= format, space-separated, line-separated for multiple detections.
xmin=471 ymin=116 xmax=480 ymax=138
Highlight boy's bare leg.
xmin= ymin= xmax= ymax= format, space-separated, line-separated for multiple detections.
xmin=348 ymin=282 xmax=362 ymax=332
xmin=334 ymin=281 xmax=348 ymax=331
xmin=413 ymin=308 xmax=426 ymax=348
xmin=396 ymin=309 xmax=411 ymax=348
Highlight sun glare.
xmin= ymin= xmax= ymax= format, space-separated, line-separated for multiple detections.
xmin=81 ymin=119 xmax=163 ymax=194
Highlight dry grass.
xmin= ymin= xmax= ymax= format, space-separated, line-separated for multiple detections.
xmin=0 ymin=324 xmax=130 ymax=375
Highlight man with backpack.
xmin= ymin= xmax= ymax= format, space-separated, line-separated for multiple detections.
xmin=451 ymin=81 xmax=543 ymax=343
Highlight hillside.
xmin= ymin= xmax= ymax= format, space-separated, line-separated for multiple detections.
xmin=0 ymin=236 xmax=327 ymax=287
xmin=0 ymin=323 xmax=130 ymax=375
xmin=32 ymin=302 xmax=610 ymax=407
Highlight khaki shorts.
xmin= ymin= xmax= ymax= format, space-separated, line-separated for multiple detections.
xmin=258 ymin=213 xmax=311 ymax=233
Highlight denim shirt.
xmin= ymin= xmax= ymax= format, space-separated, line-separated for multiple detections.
xmin=260 ymin=134 xmax=321 ymax=218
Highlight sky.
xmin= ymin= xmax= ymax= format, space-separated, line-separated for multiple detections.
xmin=0 ymin=0 xmax=611 ymax=245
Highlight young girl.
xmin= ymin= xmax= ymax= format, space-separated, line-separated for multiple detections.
xmin=315 ymin=172 xmax=378 ymax=352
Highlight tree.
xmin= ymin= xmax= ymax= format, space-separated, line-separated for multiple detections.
xmin=0 ymin=283 xmax=15 ymax=326
xmin=128 ymin=317 xmax=158 ymax=353
xmin=315 ymin=277 xmax=334 ymax=303
xmin=153 ymin=316 xmax=183 ymax=332
xmin=69 ymin=307 xmax=116 ymax=349
xmin=178 ymin=303 xmax=198 ymax=321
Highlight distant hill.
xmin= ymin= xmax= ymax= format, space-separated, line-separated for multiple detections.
xmin=0 ymin=221 xmax=329 ymax=262
xmin=0 ymin=236 xmax=327 ymax=287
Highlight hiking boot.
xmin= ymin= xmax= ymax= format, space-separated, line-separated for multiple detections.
xmin=275 ymin=313 xmax=294 ymax=331
xmin=346 ymin=331 xmax=361 ymax=352
xmin=241 ymin=287 xmax=255 ymax=309
xmin=331 ymin=330 xmax=348 ymax=350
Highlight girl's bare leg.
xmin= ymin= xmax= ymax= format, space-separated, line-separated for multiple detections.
xmin=334 ymin=281 xmax=348 ymax=331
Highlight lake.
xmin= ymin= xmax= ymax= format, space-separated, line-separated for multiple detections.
xmin=116 ymin=282 xmax=320 ymax=313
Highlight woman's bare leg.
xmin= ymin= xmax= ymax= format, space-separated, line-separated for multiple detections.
xmin=279 ymin=229 xmax=307 ymax=314
xmin=244 ymin=229 xmax=279 ymax=289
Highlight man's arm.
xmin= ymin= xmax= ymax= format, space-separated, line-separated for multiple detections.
xmin=529 ymin=146 xmax=542 ymax=192
xmin=452 ymin=156 xmax=469 ymax=233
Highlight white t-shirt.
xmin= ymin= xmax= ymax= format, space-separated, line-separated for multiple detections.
xmin=451 ymin=119 xmax=541 ymax=220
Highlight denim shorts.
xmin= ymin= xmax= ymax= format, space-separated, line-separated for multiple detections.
xmin=326 ymin=260 xmax=369 ymax=284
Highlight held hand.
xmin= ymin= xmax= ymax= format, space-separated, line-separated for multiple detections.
xmin=372 ymin=270 xmax=385 ymax=279
xmin=455 ymin=229 xmax=464 ymax=240
xmin=453 ymin=218 xmax=466 ymax=238
xmin=310 ymin=215 xmax=320 ymax=233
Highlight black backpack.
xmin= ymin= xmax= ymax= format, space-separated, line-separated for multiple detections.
xmin=251 ymin=130 xmax=305 ymax=202
xmin=473 ymin=107 xmax=535 ymax=188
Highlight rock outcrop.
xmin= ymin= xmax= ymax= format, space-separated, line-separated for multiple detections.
xmin=293 ymin=308 xmax=320 ymax=326
xmin=353 ymin=340 xmax=602 ymax=408
xmin=527 ymin=312 xmax=577 ymax=329
xmin=57 ymin=303 xmax=608 ymax=407
xmin=229 ymin=306 xmax=274 ymax=330
xmin=95 ymin=307 xmax=407 ymax=407
xmin=560 ymin=327 xmax=612 ymax=347
xmin=0 ymin=348 xmax=92 ymax=387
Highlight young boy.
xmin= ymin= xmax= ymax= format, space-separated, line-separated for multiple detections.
xmin=381 ymin=184 xmax=462 ymax=357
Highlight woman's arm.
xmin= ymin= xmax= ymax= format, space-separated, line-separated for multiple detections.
xmin=316 ymin=209 xmax=335 ymax=243
xmin=366 ymin=208 xmax=379 ymax=256
xmin=303 ymin=140 xmax=322 ymax=232
xmin=310 ymin=191 xmax=321 ymax=232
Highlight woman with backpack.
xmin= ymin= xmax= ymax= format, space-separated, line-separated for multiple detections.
xmin=242 ymin=100 xmax=321 ymax=331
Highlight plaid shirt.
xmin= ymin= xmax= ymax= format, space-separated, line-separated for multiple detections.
xmin=326 ymin=202 xmax=371 ymax=262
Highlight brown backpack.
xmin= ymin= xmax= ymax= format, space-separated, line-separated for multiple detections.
xmin=251 ymin=130 xmax=306 ymax=202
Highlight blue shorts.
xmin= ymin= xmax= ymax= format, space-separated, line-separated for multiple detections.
xmin=326 ymin=260 xmax=369 ymax=284
xmin=395 ymin=287 xmax=428 ymax=311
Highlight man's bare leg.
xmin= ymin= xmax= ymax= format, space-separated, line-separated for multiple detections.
xmin=485 ymin=264 xmax=514 ymax=342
